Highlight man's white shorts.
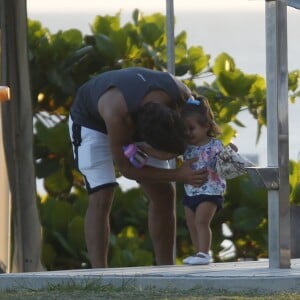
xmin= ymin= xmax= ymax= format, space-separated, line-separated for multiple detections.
xmin=68 ymin=117 xmax=171 ymax=194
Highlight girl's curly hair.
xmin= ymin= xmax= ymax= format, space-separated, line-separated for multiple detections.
xmin=181 ymin=95 xmax=221 ymax=137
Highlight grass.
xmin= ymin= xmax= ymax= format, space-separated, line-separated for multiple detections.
xmin=0 ymin=282 xmax=300 ymax=300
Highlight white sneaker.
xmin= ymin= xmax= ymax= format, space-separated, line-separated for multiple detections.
xmin=183 ymin=252 xmax=210 ymax=265
xmin=182 ymin=255 xmax=194 ymax=264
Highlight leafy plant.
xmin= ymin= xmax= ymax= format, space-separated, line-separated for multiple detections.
xmin=290 ymin=160 xmax=300 ymax=205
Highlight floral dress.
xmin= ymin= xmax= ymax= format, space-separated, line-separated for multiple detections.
xmin=184 ymin=138 xmax=226 ymax=196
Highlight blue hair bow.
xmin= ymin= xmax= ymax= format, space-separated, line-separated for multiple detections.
xmin=186 ymin=97 xmax=201 ymax=106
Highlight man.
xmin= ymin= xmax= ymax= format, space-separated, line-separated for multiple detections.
xmin=69 ymin=67 xmax=207 ymax=268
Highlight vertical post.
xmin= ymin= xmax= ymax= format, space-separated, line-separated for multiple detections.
xmin=0 ymin=105 xmax=11 ymax=273
xmin=0 ymin=3 xmax=11 ymax=273
xmin=1 ymin=0 xmax=43 ymax=272
xmin=265 ymin=0 xmax=290 ymax=268
xmin=166 ymin=0 xmax=175 ymax=74
xmin=166 ymin=0 xmax=176 ymax=263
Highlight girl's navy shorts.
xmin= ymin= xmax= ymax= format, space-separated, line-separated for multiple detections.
xmin=183 ymin=194 xmax=224 ymax=212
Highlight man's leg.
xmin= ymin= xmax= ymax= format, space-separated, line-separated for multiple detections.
xmin=140 ymin=182 xmax=176 ymax=265
xmin=85 ymin=186 xmax=115 ymax=268
xmin=68 ymin=118 xmax=117 ymax=268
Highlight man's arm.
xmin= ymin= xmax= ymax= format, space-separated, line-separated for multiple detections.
xmin=99 ymin=88 xmax=207 ymax=186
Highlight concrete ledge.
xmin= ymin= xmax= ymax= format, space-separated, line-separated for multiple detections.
xmin=1 ymin=259 xmax=300 ymax=293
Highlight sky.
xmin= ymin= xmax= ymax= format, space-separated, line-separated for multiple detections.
xmin=27 ymin=0 xmax=264 ymax=13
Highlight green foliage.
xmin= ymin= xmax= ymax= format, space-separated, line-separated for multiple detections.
xmin=28 ymin=20 xmax=84 ymax=112
xmin=28 ymin=10 xmax=300 ymax=270
xmin=290 ymin=160 xmax=300 ymax=205
xmin=109 ymin=226 xmax=153 ymax=267
xmin=67 ymin=216 xmax=85 ymax=250
xmin=288 ymin=70 xmax=300 ymax=103
xmin=223 ymin=176 xmax=268 ymax=260
xmin=108 ymin=187 xmax=154 ymax=266
xmin=38 ymin=190 xmax=90 ymax=270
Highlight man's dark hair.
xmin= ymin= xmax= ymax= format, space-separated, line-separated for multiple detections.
xmin=134 ymin=102 xmax=186 ymax=155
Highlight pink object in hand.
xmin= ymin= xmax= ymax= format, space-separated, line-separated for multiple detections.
xmin=123 ymin=144 xmax=148 ymax=168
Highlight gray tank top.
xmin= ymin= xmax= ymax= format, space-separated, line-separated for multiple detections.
xmin=70 ymin=67 xmax=182 ymax=133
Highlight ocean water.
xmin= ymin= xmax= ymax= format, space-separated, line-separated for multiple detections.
xmin=27 ymin=7 xmax=300 ymax=166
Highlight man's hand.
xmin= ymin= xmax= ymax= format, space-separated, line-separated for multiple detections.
xmin=178 ymin=157 xmax=208 ymax=186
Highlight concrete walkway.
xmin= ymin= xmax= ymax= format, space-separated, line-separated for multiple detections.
xmin=1 ymin=259 xmax=300 ymax=293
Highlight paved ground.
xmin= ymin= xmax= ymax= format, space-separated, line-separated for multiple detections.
xmin=1 ymin=259 xmax=300 ymax=293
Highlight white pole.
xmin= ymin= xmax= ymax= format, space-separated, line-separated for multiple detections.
xmin=265 ymin=0 xmax=291 ymax=268
xmin=166 ymin=0 xmax=176 ymax=263
xmin=166 ymin=0 xmax=175 ymax=75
